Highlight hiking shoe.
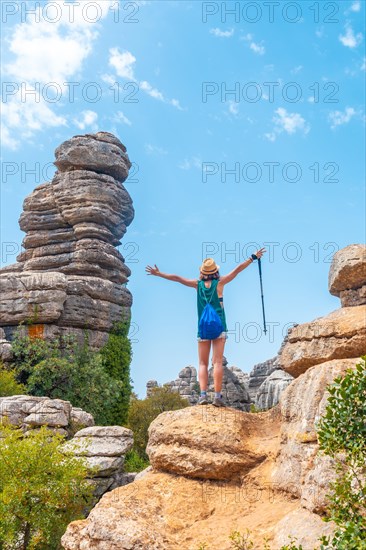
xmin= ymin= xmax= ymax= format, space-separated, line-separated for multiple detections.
xmin=212 ymin=395 xmax=226 ymax=407
xmin=198 ymin=394 xmax=209 ymax=405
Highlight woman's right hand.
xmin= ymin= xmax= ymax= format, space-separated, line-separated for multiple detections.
xmin=145 ymin=264 xmax=160 ymax=276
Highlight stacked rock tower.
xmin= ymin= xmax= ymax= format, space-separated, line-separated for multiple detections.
xmin=0 ymin=132 xmax=134 ymax=350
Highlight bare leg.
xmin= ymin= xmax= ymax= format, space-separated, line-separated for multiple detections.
xmin=198 ymin=340 xmax=211 ymax=391
xmin=212 ymin=337 xmax=226 ymax=393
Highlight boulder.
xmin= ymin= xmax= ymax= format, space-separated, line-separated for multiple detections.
xmin=328 ymin=244 xmax=366 ymax=299
xmin=146 ymin=406 xmax=276 ymax=481
xmin=279 ymin=306 xmax=366 ymax=377
xmin=247 ymin=356 xmax=279 ymax=402
xmin=65 ymin=425 xmax=134 ymax=457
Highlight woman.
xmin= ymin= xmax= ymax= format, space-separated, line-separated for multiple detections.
xmin=146 ymin=247 xmax=266 ymax=407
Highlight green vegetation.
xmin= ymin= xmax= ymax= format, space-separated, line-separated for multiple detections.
xmin=0 ymin=364 xmax=25 ymax=397
xmin=123 ymin=449 xmax=150 ymax=473
xmin=316 ymin=356 xmax=366 ymax=550
xmin=127 ymin=385 xmax=190 ymax=461
xmin=9 ymin=320 xmax=133 ymax=426
xmin=0 ymin=425 xmax=93 ymax=550
xmin=99 ymin=319 xmax=133 ymax=425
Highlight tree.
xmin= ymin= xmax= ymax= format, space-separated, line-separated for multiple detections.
xmin=0 ymin=425 xmax=93 ymax=550
xmin=99 ymin=319 xmax=133 ymax=425
xmin=316 ymin=356 xmax=366 ymax=550
xmin=127 ymin=385 xmax=190 ymax=460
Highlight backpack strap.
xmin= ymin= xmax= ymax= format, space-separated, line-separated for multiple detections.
xmin=199 ymin=280 xmax=217 ymax=305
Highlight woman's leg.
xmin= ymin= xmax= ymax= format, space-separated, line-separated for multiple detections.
xmin=198 ymin=340 xmax=211 ymax=391
xmin=212 ymin=337 xmax=226 ymax=393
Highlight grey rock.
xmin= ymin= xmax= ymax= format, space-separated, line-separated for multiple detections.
xmin=68 ymin=425 xmax=134 ymax=456
xmin=339 ymin=285 xmax=366 ymax=307
xmin=247 ymin=357 xmax=279 ymax=402
xmin=328 ymin=244 xmax=366 ymax=298
xmin=0 ymin=132 xmax=134 ymax=352
xmin=54 ymin=132 xmax=132 ymax=182
xmin=255 ymin=369 xmax=294 ymax=410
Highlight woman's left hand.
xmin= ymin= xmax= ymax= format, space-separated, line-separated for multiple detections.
xmin=255 ymin=247 xmax=266 ymax=259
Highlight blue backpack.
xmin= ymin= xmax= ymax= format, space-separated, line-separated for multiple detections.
xmin=198 ymin=281 xmax=224 ymax=339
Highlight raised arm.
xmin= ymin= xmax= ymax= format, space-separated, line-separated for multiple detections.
xmin=145 ymin=264 xmax=198 ymax=288
xmin=219 ymin=247 xmax=266 ymax=285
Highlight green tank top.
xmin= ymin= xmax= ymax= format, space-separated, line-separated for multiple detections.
xmin=197 ymin=279 xmax=227 ymax=337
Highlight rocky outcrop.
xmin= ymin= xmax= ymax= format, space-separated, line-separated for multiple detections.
xmin=328 ymin=244 xmax=366 ymax=306
xmin=255 ymin=369 xmax=294 ymax=410
xmin=148 ymin=360 xmax=252 ymax=411
xmin=62 ymin=366 xmax=347 ymax=549
xmin=0 ymin=395 xmax=135 ymax=502
xmin=247 ymin=356 xmax=279 ymax=402
xmin=0 ymin=132 xmax=134 ymax=351
xmin=279 ymin=306 xmax=365 ymax=377
xmin=271 ymin=357 xmax=361 ymax=513
xmin=0 ymin=395 xmax=94 ymax=436
xmin=62 ymin=425 xmax=134 ymax=499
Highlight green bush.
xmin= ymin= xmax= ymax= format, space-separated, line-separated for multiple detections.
xmin=124 ymin=449 xmax=150 ymax=473
xmin=0 ymin=365 xmax=25 ymax=397
xmin=127 ymin=385 xmax=190 ymax=461
xmin=316 ymin=356 xmax=366 ymax=550
xmin=0 ymin=425 xmax=93 ymax=550
xmin=99 ymin=319 xmax=133 ymax=425
xmin=26 ymin=355 xmax=123 ymax=426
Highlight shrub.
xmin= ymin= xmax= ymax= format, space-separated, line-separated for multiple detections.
xmin=0 ymin=425 xmax=93 ymax=550
xmin=0 ymin=365 xmax=25 ymax=397
xmin=316 ymin=356 xmax=366 ymax=550
xmin=99 ymin=319 xmax=133 ymax=425
xmin=127 ymin=385 xmax=190 ymax=460
xmin=26 ymin=355 xmax=123 ymax=425
xmin=123 ymin=449 xmax=150 ymax=473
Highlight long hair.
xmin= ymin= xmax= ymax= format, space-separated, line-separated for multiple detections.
xmin=199 ymin=271 xmax=220 ymax=281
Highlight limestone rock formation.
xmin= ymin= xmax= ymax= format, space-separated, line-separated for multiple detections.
xmin=0 ymin=395 xmax=135 ymax=502
xmin=62 ymin=368 xmax=347 ymax=549
xmin=328 ymin=244 xmax=366 ymax=306
xmin=279 ymin=306 xmax=365 ymax=377
xmin=279 ymin=244 xmax=366 ymax=377
xmin=255 ymin=368 xmax=294 ymax=410
xmin=247 ymin=356 xmax=279 ymax=402
xmin=0 ymin=132 xmax=134 ymax=351
xmin=62 ymin=425 xmax=134 ymax=499
xmin=271 ymin=357 xmax=361 ymax=513
xmin=0 ymin=395 xmax=94 ymax=437
xmin=146 ymin=406 xmax=269 ymax=481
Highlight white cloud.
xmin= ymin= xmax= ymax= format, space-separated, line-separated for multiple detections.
xmin=339 ymin=25 xmax=363 ymax=48
xmin=273 ymin=108 xmax=310 ymax=135
xmin=308 ymin=96 xmax=315 ymax=103
xmin=328 ymin=107 xmax=356 ymax=129
xmin=178 ymin=157 xmax=202 ymax=170
xmin=265 ymin=108 xmax=310 ymax=141
xmin=74 ymin=110 xmax=98 ymax=130
xmin=350 ymin=1 xmax=361 ymax=12
xmin=114 ymin=111 xmax=132 ymax=126
xmin=240 ymin=33 xmax=253 ymax=41
xmin=1 ymin=0 xmax=113 ymax=149
xmin=140 ymin=80 xmax=164 ymax=101
xmin=291 ymin=65 xmax=303 ymax=74
xmin=210 ymin=28 xmax=234 ymax=38
xmin=249 ymin=41 xmax=265 ymax=55
xmin=315 ymin=26 xmax=324 ymax=38
xmin=108 ymin=47 xmax=183 ymax=110
xmin=361 ymin=57 xmax=366 ymax=71
xmin=145 ymin=143 xmax=168 ymax=155
xmin=109 ymin=48 xmax=136 ymax=80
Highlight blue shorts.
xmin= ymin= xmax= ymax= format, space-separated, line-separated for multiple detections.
xmin=197 ymin=331 xmax=228 ymax=342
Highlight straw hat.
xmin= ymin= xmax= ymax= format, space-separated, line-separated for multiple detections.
xmin=200 ymin=258 xmax=220 ymax=275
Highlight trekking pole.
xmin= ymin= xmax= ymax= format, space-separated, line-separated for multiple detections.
xmin=257 ymin=258 xmax=267 ymax=335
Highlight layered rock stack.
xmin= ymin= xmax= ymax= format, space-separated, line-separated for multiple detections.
xmin=279 ymin=244 xmax=366 ymax=377
xmin=0 ymin=132 xmax=134 ymax=351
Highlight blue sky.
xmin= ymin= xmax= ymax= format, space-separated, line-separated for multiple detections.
xmin=1 ymin=0 xmax=365 ymax=398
